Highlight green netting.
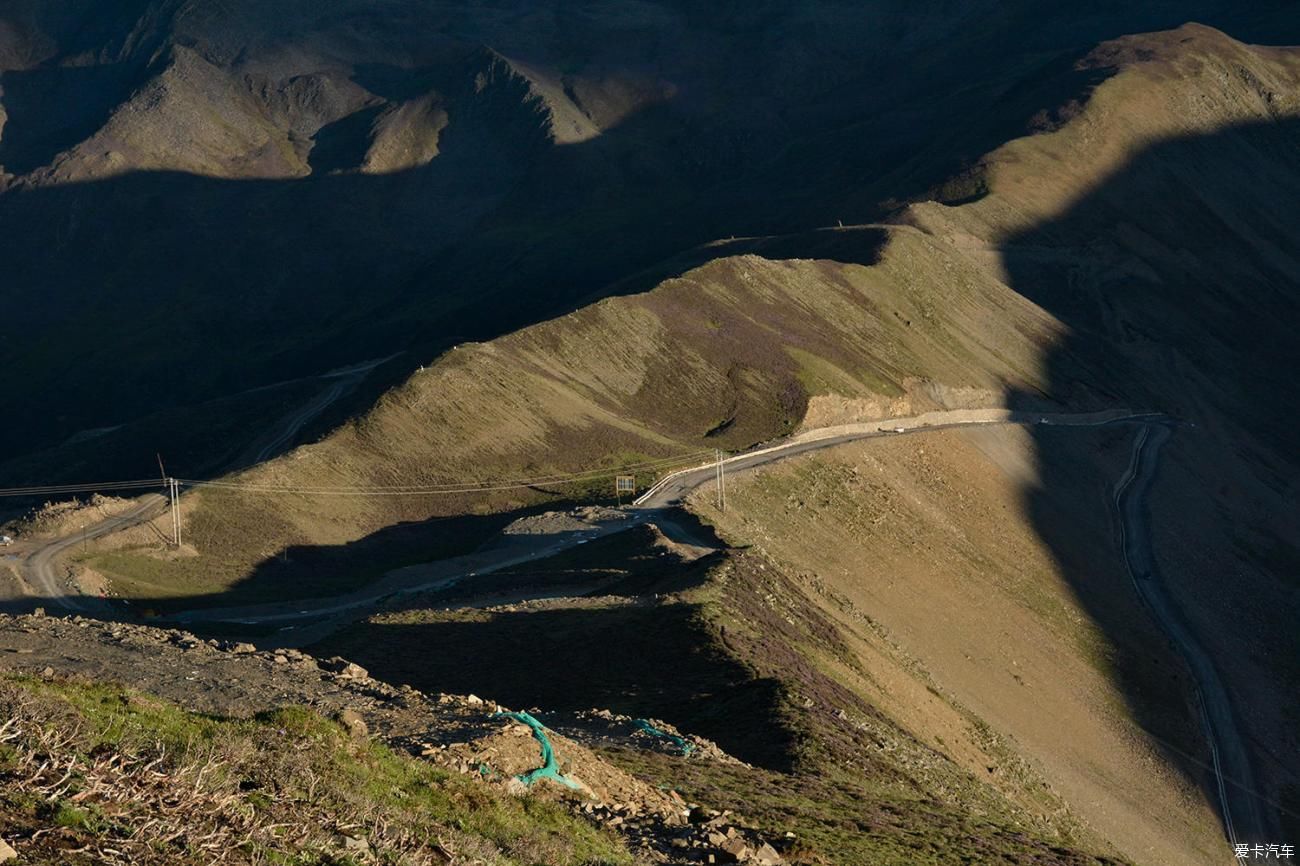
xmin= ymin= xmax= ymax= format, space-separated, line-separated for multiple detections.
xmin=634 ymin=718 xmax=695 ymax=755
xmin=492 ymin=711 xmax=583 ymax=790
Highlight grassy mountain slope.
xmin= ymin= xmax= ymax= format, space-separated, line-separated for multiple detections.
xmin=4 ymin=3 xmax=1300 ymax=471
xmin=89 ymin=229 xmax=1062 ymax=606
xmin=71 ymin=24 xmax=1300 ymax=865
xmin=0 ymin=22 xmax=1286 ymax=866
xmin=0 ymin=675 xmax=629 ymax=865
xmin=689 ymin=425 xmax=1223 ymax=865
xmin=89 ymin=26 xmax=1299 ymax=620
xmin=313 ymin=524 xmax=1129 ymax=866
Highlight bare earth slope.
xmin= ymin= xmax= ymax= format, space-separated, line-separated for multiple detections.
xmin=691 ymin=423 xmax=1223 ymax=865
xmin=910 ymin=23 xmax=1300 ymax=849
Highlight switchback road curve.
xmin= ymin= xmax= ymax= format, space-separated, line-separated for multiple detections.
xmin=163 ymin=409 xmax=1162 ymax=626
xmin=1114 ymin=422 xmax=1272 ymax=855
xmin=20 ymin=405 xmax=1265 ymax=855
xmin=23 ymin=494 xmax=167 ymax=614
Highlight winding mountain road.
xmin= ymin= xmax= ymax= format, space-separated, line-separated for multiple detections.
xmin=168 ymin=408 xmax=1158 ymax=628
xmin=1113 ymin=423 xmax=1271 ymax=853
xmin=27 ymin=408 xmax=1156 ymax=623
xmin=22 ymin=494 xmax=167 ymax=613
xmin=15 ymin=402 xmax=1267 ymax=854
xmin=243 ymin=354 xmax=397 ymax=464
xmin=19 ymin=403 xmax=1264 ymax=850
xmin=18 ymin=355 xmax=397 ymax=612
xmin=634 ymin=408 xmax=1156 ymax=508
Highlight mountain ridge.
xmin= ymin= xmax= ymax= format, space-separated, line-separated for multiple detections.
xmin=2 ymin=12 xmax=1299 ymax=865
xmin=4 ymin=3 xmax=1300 ymax=469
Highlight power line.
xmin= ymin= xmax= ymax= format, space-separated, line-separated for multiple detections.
xmin=262 ymin=450 xmax=711 ymax=487
xmin=0 ymin=479 xmax=162 ymax=498
xmin=0 ymin=451 xmax=716 ymax=501
xmin=178 ymin=451 xmax=715 ymax=496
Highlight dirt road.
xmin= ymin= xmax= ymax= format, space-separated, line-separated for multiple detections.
xmin=1114 ymin=423 xmax=1272 ymax=853
xmin=171 ymin=509 xmax=653 ymax=639
xmin=22 ymin=494 xmax=167 ymax=612
xmin=14 ymin=405 xmax=1267 ymax=856
xmin=18 ymin=356 xmax=397 ymax=613
xmin=22 ymin=409 xmax=1157 ymax=629
xmin=171 ymin=410 xmax=1161 ymax=631
xmin=635 ymin=409 xmax=1158 ymax=508
xmin=242 ymin=354 xmax=397 ymax=464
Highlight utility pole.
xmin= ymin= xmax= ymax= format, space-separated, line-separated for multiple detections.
xmin=168 ymin=478 xmax=182 ymax=548
xmin=715 ymin=449 xmax=726 ymax=511
xmin=157 ymin=454 xmax=178 ymax=548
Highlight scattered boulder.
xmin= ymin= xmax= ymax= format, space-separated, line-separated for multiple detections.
xmin=174 ymin=634 xmax=203 ymax=650
xmin=336 ymin=708 xmax=369 ymax=740
xmin=720 ymin=835 xmax=751 ymax=861
xmin=321 ymin=656 xmax=369 ymax=679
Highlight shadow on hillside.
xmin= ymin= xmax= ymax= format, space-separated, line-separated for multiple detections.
xmin=31 ymin=0 xmax=1300 ymax=480
xmin=1003 ymin=117 xmax=1300 ymax=844
xmin=1 ymin=506 xmax=799 ymax=767
xmin=310 ymin=598 xmax=798 ymax=769
xmin=0 ymin=498 xmax=710 ymax=619
xmin=9 ymin=11 xmax=1300 ymax=836
xmin=0 ymin=504 xmax=531 ymax=618
xmin=0 ymin=28 xmax=1130 ymax=482
xmin=0 ymin=63 xmax=152 ymax=174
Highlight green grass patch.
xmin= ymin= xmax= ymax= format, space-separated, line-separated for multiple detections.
xmin=2 ymin=675 xmax=631 ymax=865
xmin=787 ymin=347 xmax=903 ymax=399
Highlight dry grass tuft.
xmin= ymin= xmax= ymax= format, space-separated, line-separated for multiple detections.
xmin=0 ymin=677 xmax=629 ymax=866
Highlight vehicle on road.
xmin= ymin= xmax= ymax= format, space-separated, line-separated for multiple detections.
xmin=0 ymin=535 xmax=12 ymax=546
xmin=893 ymin=427 xmax=906 ymax=433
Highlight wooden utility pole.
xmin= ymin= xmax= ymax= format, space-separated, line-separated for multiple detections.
xmin=157 ymin=455 xmax=180 ymax=548
xmin=168 ymin=478 xmax=181 ymax=548
xmin=715 ymin=449 xmax=726 ymax=511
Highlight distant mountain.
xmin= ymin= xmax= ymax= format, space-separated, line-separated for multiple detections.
xmin=74 ymin=23 xmax=1295 ymax=862
xmin=4 ymin=8 xmax=1300 ymax=864
xmin=2 ymin=0 xmax=1298 ymax=474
